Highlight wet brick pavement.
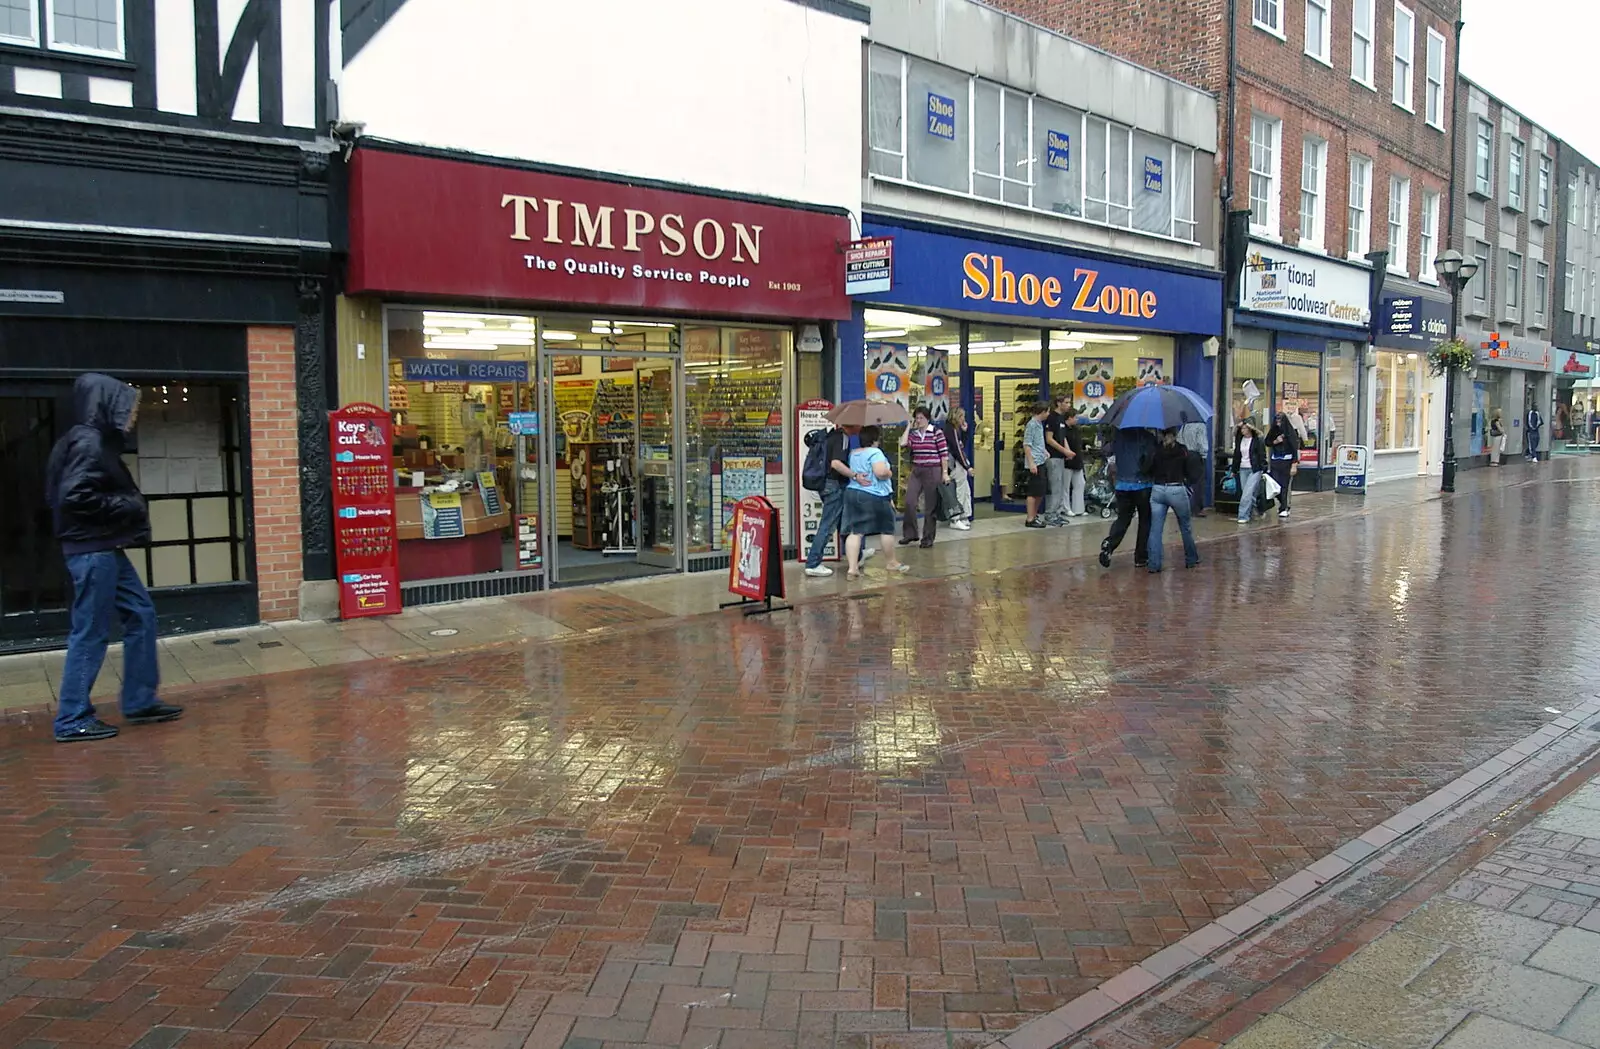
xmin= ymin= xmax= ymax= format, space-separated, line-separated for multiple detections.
xmin=3 ymin=465 xmax=1600 ymax=1049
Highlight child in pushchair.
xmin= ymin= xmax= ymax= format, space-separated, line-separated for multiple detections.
xmin=1082 ymin=449 xmax=1115 ymax=518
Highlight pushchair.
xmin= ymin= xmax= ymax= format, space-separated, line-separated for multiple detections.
xmin=1082 ymin=451 xmax=1115 ymax=519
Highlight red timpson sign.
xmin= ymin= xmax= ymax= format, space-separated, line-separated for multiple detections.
xmin=347 ymin=148 xmax=852 ymax=321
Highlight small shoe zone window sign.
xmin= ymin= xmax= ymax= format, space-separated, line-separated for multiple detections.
xmin=927 ymin=93 xmax=957 ymax=139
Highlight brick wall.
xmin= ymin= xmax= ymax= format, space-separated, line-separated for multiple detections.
xmin=980 ymin=0 xmax=1227 ymax=92
xmin=246 ymin=326 xmax=303 ymax=622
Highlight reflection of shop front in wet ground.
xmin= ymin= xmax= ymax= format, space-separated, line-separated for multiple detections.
xmin=339 ymin=145 xmax=849 ymax=603
xmin=853 ymin=219 xmax=1223 ymax=510
xmin=1235 ymin=240 xmax=1373 ymax=491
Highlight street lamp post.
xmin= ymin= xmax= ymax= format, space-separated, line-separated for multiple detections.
xmin=1433 ymin=249 xmax=1481 ymax=494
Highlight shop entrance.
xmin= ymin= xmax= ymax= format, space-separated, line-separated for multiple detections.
xmin=970 ymin=368 xmax=1040 ymax=511
xmin=541 ymin=350 xmax=683 ymax=586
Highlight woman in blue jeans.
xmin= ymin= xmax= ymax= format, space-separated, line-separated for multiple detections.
xmin=1233 ymin=421 xmax=1268 ymax=524
xmin=1146 ymin=429 xmax=1201 ymax=572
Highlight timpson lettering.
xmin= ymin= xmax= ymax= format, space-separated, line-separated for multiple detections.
xmin=961 ymin=253 xmax=1158 ymax=319
xmin=501 ymin=194 xmax=763 ymax=264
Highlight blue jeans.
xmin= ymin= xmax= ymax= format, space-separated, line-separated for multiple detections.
xmin=1148 ymin=484 xmax=1198 ymax=571
xmin=1236 ymin=469 xmax=1264 ymax=521
xmin=55 ymin=550 xmax=160 ymax=733
xmin=804 ymin=482 xmax=846 ymax=568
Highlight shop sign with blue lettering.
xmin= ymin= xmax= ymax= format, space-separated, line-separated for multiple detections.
xmin=1046 ymin=130 xmax=1071 ymax=171
xmin=1143 ymin=157 xmax=1164 ymax=192
xmin=861 ymin=221 xmax=1222 ymax=335
xmin=926 ymin=94 xmax=957 ymax=140
xmin=402 ymin=358 xmax=531 ymax=383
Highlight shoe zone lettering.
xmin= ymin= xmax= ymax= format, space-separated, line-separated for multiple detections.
xmin=927 ymin=93 xmax=957 ymax=140
xmin=963 ymin=255 xmax=1158 ymax=320
xmin=1143 ymin=156 xmax=1164 ymax=193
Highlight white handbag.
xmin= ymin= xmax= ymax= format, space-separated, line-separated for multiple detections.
xmin=1262 ymin=473 xmax=1282 ymax=500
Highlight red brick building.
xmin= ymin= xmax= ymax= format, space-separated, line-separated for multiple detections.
xmin=987 ymin=0 xmax=1462 ymax=485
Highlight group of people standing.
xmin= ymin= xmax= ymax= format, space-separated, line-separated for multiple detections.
xmin=1021 ymin=394 xmax=1089 ymax=527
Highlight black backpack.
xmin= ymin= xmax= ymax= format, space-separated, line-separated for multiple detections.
xmin=802 ymin=428 xmax=833 ymax=492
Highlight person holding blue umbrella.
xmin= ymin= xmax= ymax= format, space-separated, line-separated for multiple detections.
xmin=1097 ymin=384 xmax=1213 ymax=570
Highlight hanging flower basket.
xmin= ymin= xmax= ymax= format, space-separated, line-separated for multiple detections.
xmin=1427 ymin=338 xmax=1476 ymax=377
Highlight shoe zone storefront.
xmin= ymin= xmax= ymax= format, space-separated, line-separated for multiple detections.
xmin=1234 ymin=240 xmax=1373 ymax=491
xmin=338 ymin=145 xmax=851 ymax=603
xmin=849 ymin=219 xmax=1223 ymax=509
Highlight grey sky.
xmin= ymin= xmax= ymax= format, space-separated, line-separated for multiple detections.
xmin=1460 ymin=0 xmax=1594 ymax=158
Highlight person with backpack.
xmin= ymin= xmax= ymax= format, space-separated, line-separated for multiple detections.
xmin=1526 ymin=403 xmax=1544 ymax=462
xmin=45 ymin=373 xmax=184 ymax=742
xmin=802 ymin=422 xmax=861 ymax=577
xmin=1098 ymin=427 xmax=1156 ymax=568
xmin=1264 ymin=411 xmax=1299 ymax=518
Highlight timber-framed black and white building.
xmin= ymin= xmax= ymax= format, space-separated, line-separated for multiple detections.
xmin=0 ymin=0 xmax=341 ymax=650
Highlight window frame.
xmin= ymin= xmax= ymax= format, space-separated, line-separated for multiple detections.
xmin=1388 ymin=176 xmax=1411 ymax=275
xmin=1253 ymin=0 xmax=1285 ymax=38
xmin=0 ymin=0 xmax=39 ymax=46
xmin=1470 ymin=239 xmax=1491 ymax=315
xmin=44 ymin=0 xmax=125 ymax=59
xmin=1347 ymin=155 xmax=1373 ymax=257
xmin=1300 ymin=136 xmax=1327 ymax=249
xmin=1534 ymin=260 xmax=1549 ymax=327
xmin=1424 ymin=27 xmax=1446 ymax=129
xmin=1419 ymin=190 xmax=1440 ymax=284
xmin=1249 ymin=114 xmax=1283 ymax=238
xmin=1536 ymin=154 xmax=1552 ymax=223
xmin=1474 ymin=119 xmax=1494 ymax=198
xmin=1305 ymin=0 xmax=1332 ymax=63
xmin=1504 ymin=249 xmax=1523 ymax=319
xmin=972 ymin=78 xmax=1035 ymax=206
xmin=1352 ymin=0 xmax=1376 ymax=88
xmin=1507 ymin=137 xmax=1525 ymax=212
xmin=1391 ymin=2 xmax=1415 ymax=111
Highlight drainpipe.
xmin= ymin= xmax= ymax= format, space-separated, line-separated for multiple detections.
xmin=1217 ymin=0 xmax=1240 ymax=463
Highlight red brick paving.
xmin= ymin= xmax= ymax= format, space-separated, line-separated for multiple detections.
xmin=2 ymin=470 xmax=1600 ymax=1049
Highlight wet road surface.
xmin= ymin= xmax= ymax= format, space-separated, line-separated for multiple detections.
xmin=3 ymin=468 xmax=1600 ymax=1049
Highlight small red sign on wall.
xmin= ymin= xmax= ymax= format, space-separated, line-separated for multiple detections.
xmin=329 ymin=403 xmax=400 ymax=619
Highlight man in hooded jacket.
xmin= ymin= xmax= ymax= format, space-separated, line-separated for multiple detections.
xmin=45 ymin=373 xmax=183 ymax=742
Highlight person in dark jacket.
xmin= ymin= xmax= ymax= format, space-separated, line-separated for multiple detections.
xmin=44 ymin=374 xmax=183 ymax=742
xmin=1099 ymin=427 xmax=1156 ymax=568
xmin=803 ymin=423 xmax=861 ymax=577
xmin=1233 ymin=421 xmax=1268 ymax=524
xmin=1146 ymin=429 xmax=1202 ymax=572
xmin=1264 ymin=411 xmax=1299 ymax=518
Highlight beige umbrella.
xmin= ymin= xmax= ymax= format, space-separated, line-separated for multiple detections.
xmin=826 ymin=399 xmax=910 ymax=427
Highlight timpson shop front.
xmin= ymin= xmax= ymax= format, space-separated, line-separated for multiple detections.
xmin=337 ymin=145 xmax=851 ymax=602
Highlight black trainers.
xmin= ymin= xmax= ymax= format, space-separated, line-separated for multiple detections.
xmin=1098 ymin=542 xmax=1112 ymax=569
xmin=125 ymin=703 xmax=184 ymax=725
xmin=1025 ymin=519 xmax=1047 ymax=529
xmin=55 ymin=718 xmax=119 ymax=743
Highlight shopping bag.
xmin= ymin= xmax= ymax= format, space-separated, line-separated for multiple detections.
xmin=1262 ymin=473 xmax=1282 ymax=500
xmin=937 ymin=481 xmax=960 ymax=522
xmin=1221 ymin=470 xmax=1239 ymax=497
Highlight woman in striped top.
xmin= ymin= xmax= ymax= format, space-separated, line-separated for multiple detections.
xmin=898 ymin=406 xmax=950 ymax=548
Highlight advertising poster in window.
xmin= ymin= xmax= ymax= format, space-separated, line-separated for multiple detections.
xmin=866 ymin=343 xmax=911 ymax=408
xmin=720 ymin=456 xmax=767 ymax=544
xmin=1136 ymin=357 xmax=1167 ymax=385
xmin=923 ymin=348 xmax=950 ymax=422
xmin=1073 ymin=357 xmax=1115 ymax=422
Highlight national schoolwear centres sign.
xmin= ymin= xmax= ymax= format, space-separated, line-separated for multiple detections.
xmin=1239 ymin=240 xmax=1371 ymax=328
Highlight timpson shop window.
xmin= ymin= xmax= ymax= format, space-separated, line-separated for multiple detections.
xmin=339 ymin=146 xmax=849 ymax=602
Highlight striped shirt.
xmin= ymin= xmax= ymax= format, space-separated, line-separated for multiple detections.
xmin=906 ymin=425 xmax=949 ymax=467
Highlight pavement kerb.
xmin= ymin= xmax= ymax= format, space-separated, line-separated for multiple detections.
xmin=994 ymin=695 xmax=1600 ymax=1049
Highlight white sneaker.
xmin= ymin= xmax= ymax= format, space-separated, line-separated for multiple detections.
xmin=1236 ymin=519 xmax=1249 ymax=525
xmin=1278 ymin=510 xmax=1290 ymax=518
xmin=803 ymin=565 xmax=833 ymax=577
xmin=953 ymin=520 xmax=971 ymax=530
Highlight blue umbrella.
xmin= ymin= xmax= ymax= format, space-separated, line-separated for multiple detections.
xmin=1101 ymin=384 xmax=1214 ymax=430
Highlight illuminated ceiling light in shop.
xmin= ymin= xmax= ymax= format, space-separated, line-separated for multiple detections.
xmin=509 ymin=322 xmax=535 ymax=331
xmin=424 ymin=338 xmax=494 ymax=351
xmin=542 ymin=331 xmax=578 ymax=341
xmin=866 ymin=328 xmax=908 ymax=339
xmin=864 ymin=308 xmax=943 ymax=329
xmin=1065 ymin=331 xmax=1142 ymax=343
xmin=423 ymin=314 xmax=485 ymax=328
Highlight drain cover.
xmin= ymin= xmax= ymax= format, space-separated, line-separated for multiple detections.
xmin=428 ymin=628 xmax=459 ymax=637
xmin=212 ymin=638 xmax=240 ymax=646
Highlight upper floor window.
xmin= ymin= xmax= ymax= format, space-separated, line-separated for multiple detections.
xmin=1 ymin=0 xmax=37 ymax=45
xmin=1300 ymin=137 xmax=1327 ymax=248
xmin=1254 ymin=0 xmax=1283 ymax=36
xmin=1250 ymin=114 xmax=1282 ymax=236
xmin=1536 ymin=155 xmax=1552 ymax=223
xmin=1392 ymin=3 xmax=1415 ymax=110
xmin=1504 ymin=250 xmax=1522 ymax=318
xmin=1507 ymin=137 xmax=1525 ymax=211
xmin=1348 ymin=155 xmax=1373 ymax=256
xmin=1425 ymin=28 xmax=1447 ymax=129
xmin=1474 ymin=119 xmax=1493 ymax=197
xmin=2 ymin=0 xmax=122 ymax=56
xmin=1388 ymin=176 xmax=1411 ymax=274
xmin=1471 ymin=239 xmax=1491 ymax=314
xmin=1352 ymin=0 xmax=1376 ymax=87
xmin=1534 ymin=261 xmax=1549 ymax=327
xmin=1419 ymin=190 xmax=1440 ymax=281
xmin=1305 ymin=0 xmax=1331 ymax=62
xmin=863 ymin=45 xmax=1201 ymax=243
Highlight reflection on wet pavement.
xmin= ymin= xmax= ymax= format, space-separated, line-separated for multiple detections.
xmin=4 ymin=469 xmax=1600 ymax=1048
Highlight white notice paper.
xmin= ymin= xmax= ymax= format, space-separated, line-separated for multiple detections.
xmin=196 ymin=458 xmax=225 ymax=492
xmin=139 ymin=459 xmax=169 ymax=495
xmin=167 ymin=458 xmax=198 ymax=494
